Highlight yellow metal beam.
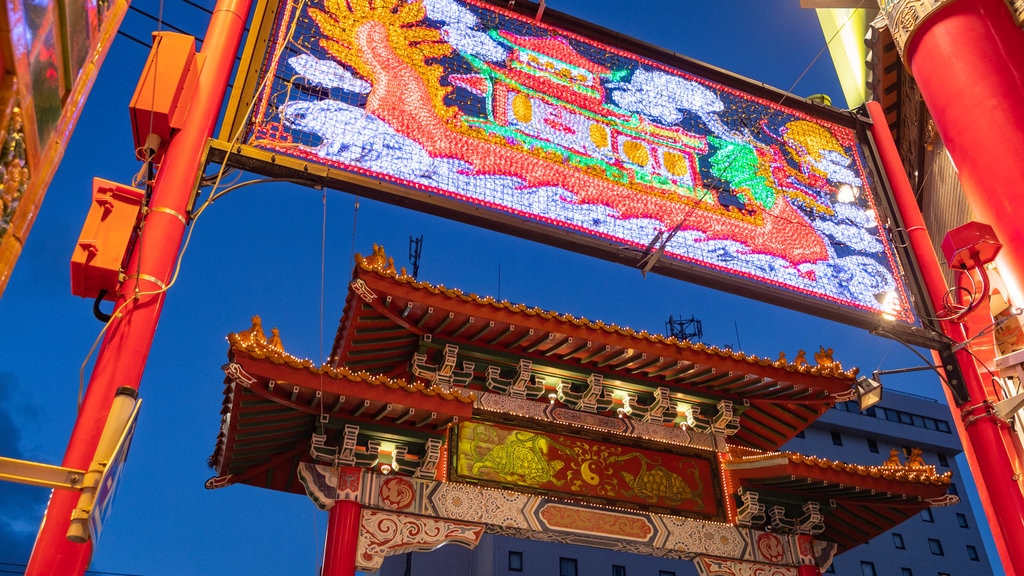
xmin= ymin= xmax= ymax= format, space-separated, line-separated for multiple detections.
xmin=0 ymin=456 xmax=86 ymax=490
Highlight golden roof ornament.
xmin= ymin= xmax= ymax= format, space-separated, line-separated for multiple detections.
xmin=244 ymin=315 xmax=266 ymax=343
xmin=814 ymin=346 xmax=836 ymax=367
xmin=357 ymin=243 xmax=399 ymax=276
xmin=905 ymin=447 xmax=928 ymax=468
xmin=268 ymin=327 xmax=284 ymax=351
xmin=883 ymin=448 xmax=902 ymax=467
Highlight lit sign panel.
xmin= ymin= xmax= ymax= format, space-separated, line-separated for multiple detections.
xmin=233 ymin=0 xmax=916 ymax=326
xmin=1 ymin=0 xmax=130 ymax=295
xmin=454 ymin=420 xmax=720 ymax=518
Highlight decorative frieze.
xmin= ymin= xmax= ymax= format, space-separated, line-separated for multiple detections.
xmin=475 ymin=391 xmax=720 ymax=451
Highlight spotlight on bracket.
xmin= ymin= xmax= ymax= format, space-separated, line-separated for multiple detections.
xmin=856 ymin=376 xmax=884 ymax=411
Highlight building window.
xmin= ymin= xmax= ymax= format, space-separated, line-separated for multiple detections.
xmin=938 ymin=453 xmax=949 ymax=467
xmin=928 ymin=538 xmax=944 ymax=556
xmin=658 ymin=572 xmax=676 ymax=576
xmin=559 ymin=557 xmax=577 ymax=576
xmin=948 ymin=483 xmax=958 ymax=496
xmin=795 ymin=430 xmax=805 ymax=439
xmin=892 ymin=533 xmax=905 ymax=549
xmin=612 ymin=565 xmax=626 ymax=576
xmin=831 ymin=431 xmax=843 ymax=446
xmin=967 ymin=545 xmax=980 ymax=561
xmin=900 ymin=569 xmax=913 ymax=576
xmin=508 ymin=551 xmax=523 ymax=572
xmin=956 ymin=513 xmax=969 ymax=528
xmin=921 ymin=508 xmax=934 ymax=522
xmin=860 ymin=561 xmax=877 ymax=576
xmin=825 ymin=565 xmax=836 ymax=573
xmin=867 ymin=438 xmax=879 ymax=453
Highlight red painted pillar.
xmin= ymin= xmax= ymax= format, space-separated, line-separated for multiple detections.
xmin=867 ymin=101 xmax=1024 ymax=576
xmin=893 ymin=0 xmax=1024 ymax=308
xmin=798 ymin=565 xmax=820 ymax=576
xmin=25 ymin=0 xmax=251 ymax=574
xmin=323 ymin=500 xmax=362 ymax=576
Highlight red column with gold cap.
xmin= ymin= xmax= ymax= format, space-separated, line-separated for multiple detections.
xmin=323 ymin=500 xmax=362 ymax=576
xmin=881 ymin=0 xmax=1024 ymax=310
xmin=24 ymin=0 xmax=252 ymax=573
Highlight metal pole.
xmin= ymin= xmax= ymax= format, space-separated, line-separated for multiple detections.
xmin=25 ymin=0 xmax=252 ymax=572
xmin=867 ymin=100 xmax=1024 ymax=576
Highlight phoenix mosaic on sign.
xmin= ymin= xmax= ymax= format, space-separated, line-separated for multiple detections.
xmin=244 ymin=0 xmax=914 ymax=323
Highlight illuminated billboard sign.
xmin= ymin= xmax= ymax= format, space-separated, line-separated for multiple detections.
xmin=1 ymin=0 xmax=130 ymax=295
xmin=224 ymin=0 xmax=920 ymax=329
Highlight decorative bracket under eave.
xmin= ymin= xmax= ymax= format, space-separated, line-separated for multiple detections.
xmin=356 ymin=509 xmax=485 ymax=572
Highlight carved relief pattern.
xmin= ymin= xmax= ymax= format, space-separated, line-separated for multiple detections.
xmin=756 ymin=532 xmax=786 ymax=563
xmin=297 ymin=463 xmax=340 ymax=509
xmin=694 ymin=556 xmax=798 ymax=576
xmin=379 ymin=476 xmax=416 ymax=511
xmin=537 ymin=503 xmax=655 ymax=541
xmin=897 ymin=78 xmax=924 ymax=186
xmin=356 ymin=509 xmax=485 ymax=571
xmin=222 ymin=362 xmax=257 ymax=387
xmin=879 ymin=0 xmax=956 ymax=57
xmin=0 ymin=100 xmax=28 ymax=242
xmin=475 ymin=391 xmax=550 ymax=420
xmin=429 ymin=482 xmax=532 ymax=528
xmin=552 ymin=405 xmax=629 ymax=434
xmin=333 ymin=469 xmax=812 ymax=566
xmin=657 ymin=515 xmax=749 ymax=558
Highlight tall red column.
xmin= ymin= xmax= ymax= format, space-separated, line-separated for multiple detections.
xmin=25 ymin=0 xmax=252 ymax=573
xmin=886 ymin=0 xmax=1024 ymax=309
xmin=867 ymin=101 xmax=1024 ymax=576
xmin=323 ymin=500 xmax=362 ymax=576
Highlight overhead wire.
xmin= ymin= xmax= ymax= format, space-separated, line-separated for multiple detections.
xmin=639 ymin=2 xmax=869 ymax=273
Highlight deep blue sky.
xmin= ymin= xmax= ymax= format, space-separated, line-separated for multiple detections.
xmin=0 ymin=1 xmax=982 ymax=574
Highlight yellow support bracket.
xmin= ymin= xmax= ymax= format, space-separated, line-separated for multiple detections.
xmin=0 ymin=456 xmax=87 ymax=490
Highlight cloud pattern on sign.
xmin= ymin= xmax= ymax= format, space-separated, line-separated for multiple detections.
xmin=274 ymin=0 xmax=900 ymax=313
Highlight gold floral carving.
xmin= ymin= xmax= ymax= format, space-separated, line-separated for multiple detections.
xmin=878 ymin=0 xmax=957 ymax=58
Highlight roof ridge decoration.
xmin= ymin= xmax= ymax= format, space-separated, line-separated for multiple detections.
xmin=726 ymin=447 xmax=952 ymax=486
xmin=227 ymin=315 xmax=476 ymax=404
xmin=353 ymin=245 xmax=859 ymax=380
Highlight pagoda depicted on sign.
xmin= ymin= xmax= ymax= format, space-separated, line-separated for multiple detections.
xmin=451 ymin=30 xmax=709 ymax=202
xmin=206 ymin=246 xmax=956 ymax=576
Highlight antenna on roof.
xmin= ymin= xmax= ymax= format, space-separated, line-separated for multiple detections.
xmin=409 ymin=235 xmax=423 ymax=278
xmin=665 ymin=314 xmax=703 ymax=341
